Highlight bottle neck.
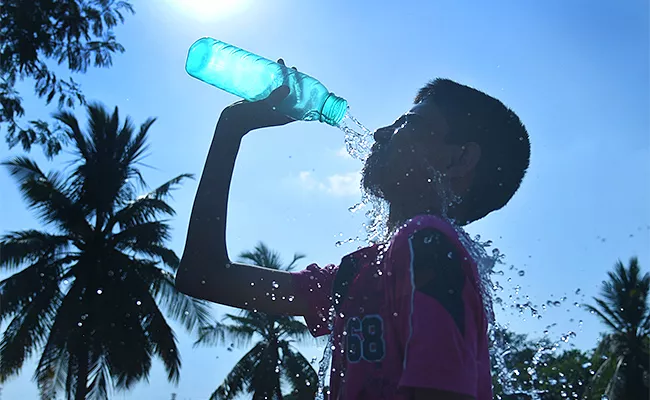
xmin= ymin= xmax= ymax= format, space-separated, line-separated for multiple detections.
xmin=320 ymin=93 xmax=349 ymax=126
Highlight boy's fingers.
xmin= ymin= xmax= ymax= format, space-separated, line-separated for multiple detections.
xmin=265 ymin=85 xmax=290 ymax=105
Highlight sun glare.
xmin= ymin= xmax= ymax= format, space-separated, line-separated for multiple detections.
xmin=166 ymin=0 xmax=251 ymax=22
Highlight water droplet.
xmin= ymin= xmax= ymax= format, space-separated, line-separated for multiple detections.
xmin=272 ymin=281 xmax=279 ymax=289
xmin=393 ymin=312 xmax=398 ymax=317
xmin=77 ymin=322 xmax=83 ymax=327
xmin=63 ymin=279 xmax=69 ymax=285
xmin=107 ymin=270 xmax=114 ymax=277
xmin=250 ymin=282 xmax=255 ymax=286
xmin=136 ymin=300 xmax=142 ymax=306
xmin=306 ymin=380 xmax=311 ymax=386
xmin=96 ymin=289 xmax=103 ymax=295
xmin=447 ymin=252 xmax=453 ymax=259
xmin=225 ymin=263 xmax=231 ymax=269
xmin=201 ymin=280 xmax=206 ymax=285
xmin=288 ymin=295 xmax=295 ymax=302
xmin=518 ymin=270 xmax=525 ymax=277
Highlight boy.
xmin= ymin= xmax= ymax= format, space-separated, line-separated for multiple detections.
xmin=176 ymin=75 xmax=530 ymax=400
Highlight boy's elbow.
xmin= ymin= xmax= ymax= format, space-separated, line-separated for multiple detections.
xmin=174 ymin=260 xmax=199 ymax=297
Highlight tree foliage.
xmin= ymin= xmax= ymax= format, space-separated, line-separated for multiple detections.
xmin=0 ymin=103 xmax=209 ymax=400
xmin=0 ymin=0 xmax=134 ymax=157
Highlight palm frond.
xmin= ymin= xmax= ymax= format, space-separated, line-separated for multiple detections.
xmin=223 ymin=313 xmax=269 ymax=337
xmin=286 ymin=252 xmax=307 ymax=271
xmin=279 ymin=341 xmax=318 ymax=398
xmin=194 ymin=317 xmax=259 ymax=349
xmin=210 ymin=343 xmax=266 ymax=400
xmin=238 ymin=242 xmax=307 ymax=273
xmin=276 ymin=316 xmax=313 ymax=344
xmin=0 ymin=282 xmax=62 ymax=381
xmin=0 ymin=255 xmax=71 ymax=323
xmin=585 ymin=303 xmax=624 ymax=332
xmin=35 ymin=343 xmax=69 ymax=400
xmin=112 ymin=220 xmax=171 ymax=252
xmin=141 ymin=292 xmax=182 ymax=385
xmin=128 ymin=244 xmax=180 ymax=272
xmin=194 ymin=324 xmax=227 ymax=347
xmin=124 ymin=116 xmax=154 ymax=170
xmin=86 ymin=355 xmax=113 ymax=400
xmin=238 ymin=243 xmax=284 ymax=270
xmin=53 ymin=109 xmax=92 ymax=160
xmin=134 ymin=260 xmax=212 ymax=332
xmin=148 ymin=173 xmax=194 ymax=200
xmin=33 ymin=282 xmax=86 ymax=398
xmin=0 ymin=229 xmax=71 ymax=271
xmin=107 ymin=197 xmax=173 ymax=231
xmin=2 ymin=157 xmax=91 ymax=236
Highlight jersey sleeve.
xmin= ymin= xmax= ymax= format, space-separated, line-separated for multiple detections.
xmin=387 ymin=215 xmax=482 ymax=397
xmin=290 ymin=263 xmax=338 ymax=337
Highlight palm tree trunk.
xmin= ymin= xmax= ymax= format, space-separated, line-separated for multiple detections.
xmin=625 ymin=354 xmax=649 ymax=400
xmin=74 ymin=347 xmax=89 ymax=400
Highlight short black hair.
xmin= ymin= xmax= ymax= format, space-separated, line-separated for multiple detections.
xmin=415 ymin=78 xmax=530 ymax=224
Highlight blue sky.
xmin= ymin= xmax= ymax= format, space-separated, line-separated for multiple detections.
xmin=1 ymin=0 xmax=648 ymax=398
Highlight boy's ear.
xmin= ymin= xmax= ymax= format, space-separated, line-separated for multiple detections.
xmin=447 ymin=142 xmax=481 ymax=177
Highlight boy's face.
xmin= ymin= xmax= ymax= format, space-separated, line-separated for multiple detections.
xmin=362 ymin=100 xmax=477 ymax=207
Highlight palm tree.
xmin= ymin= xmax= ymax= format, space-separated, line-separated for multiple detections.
xmin=0 ymin=104 xmax=211 ymax=400
xmin=585 ymin=257 xmax=650 ymax=400
xmin=194 ymin=243 xmax=318 ymax=400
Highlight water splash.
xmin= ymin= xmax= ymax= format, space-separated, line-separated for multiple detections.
xmin=315 ymin=305 xmax=336 ymax=400
xmin=338 ymin=109 xmax=373 ymax=162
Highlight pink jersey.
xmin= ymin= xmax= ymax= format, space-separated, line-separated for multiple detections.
xmin=291 ymin=214 xmax=492 ymax=399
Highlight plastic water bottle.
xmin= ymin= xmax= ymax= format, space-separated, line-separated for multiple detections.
xmin=185 ymin=37 xmax=348 ymax=126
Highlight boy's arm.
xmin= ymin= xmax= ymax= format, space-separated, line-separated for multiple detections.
xmin=175 ymin=85 xmax=309 ymax=316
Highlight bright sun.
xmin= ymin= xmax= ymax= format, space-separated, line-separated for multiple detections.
xmin=166 ymin=0 xmax=251 ymax=22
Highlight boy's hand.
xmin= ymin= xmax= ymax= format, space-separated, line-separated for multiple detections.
xmin=219 ymin=59 xmax=297 ymax=134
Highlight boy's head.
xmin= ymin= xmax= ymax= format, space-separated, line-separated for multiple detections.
xmin=361 ymin=78 xmax=530 ymax=226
